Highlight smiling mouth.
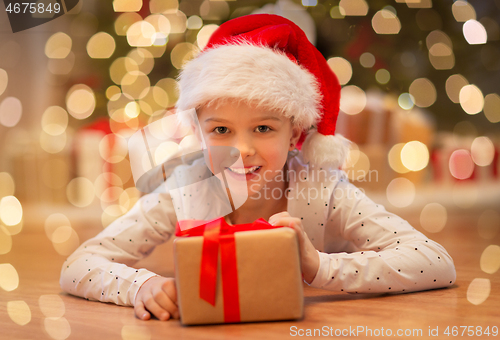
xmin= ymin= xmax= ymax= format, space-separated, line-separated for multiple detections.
xmin=227 ymin=166 xmax=261 ymax=175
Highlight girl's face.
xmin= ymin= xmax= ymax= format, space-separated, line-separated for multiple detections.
xmin=197 ymin=99 xmax=301 ymax=199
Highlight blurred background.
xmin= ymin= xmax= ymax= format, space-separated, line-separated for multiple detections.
xmin=0 ymin=0 xmax=499 ymax=256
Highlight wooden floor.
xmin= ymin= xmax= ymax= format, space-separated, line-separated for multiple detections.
xmin=1 ymin=204 xmax=499 ymax=340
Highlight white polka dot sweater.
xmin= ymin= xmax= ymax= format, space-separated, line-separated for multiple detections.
xmin=59 ymin=151 xmax=456 ymax=306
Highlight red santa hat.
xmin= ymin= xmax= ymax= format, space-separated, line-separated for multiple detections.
xmin=175 ymin=13 xmax=350 ymax=168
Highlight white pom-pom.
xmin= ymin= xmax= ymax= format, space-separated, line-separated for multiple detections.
xmin=301 ymin=130 xmax=351 ymax=169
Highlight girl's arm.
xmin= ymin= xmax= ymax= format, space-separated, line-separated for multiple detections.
xmin=59 ymin=191 xmax=176 ymax=306
xmin=308 ymin=179 xmax=456 ymax=294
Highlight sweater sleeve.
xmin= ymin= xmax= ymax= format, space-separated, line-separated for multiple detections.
xmin=308 ymin=179 xmax=456 ymax=294
xmin=59 ymin=191 xmax=177 ymax=306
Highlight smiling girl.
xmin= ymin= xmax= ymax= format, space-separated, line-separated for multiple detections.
xmin=60 ymin=14 xmax=456 ymax=322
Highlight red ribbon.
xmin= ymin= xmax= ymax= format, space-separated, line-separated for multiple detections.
xmin=175 ymin=217 xmax=282 ymax=323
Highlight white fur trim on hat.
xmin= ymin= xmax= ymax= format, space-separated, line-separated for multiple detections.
xmin=301 ymin=129 xmax=351 ymax=169
xmin=175 ymin=40 xmax=322 ymax=132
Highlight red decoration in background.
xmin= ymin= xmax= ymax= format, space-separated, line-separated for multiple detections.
xmin=175 ymin=217 xmax=289 ymax=323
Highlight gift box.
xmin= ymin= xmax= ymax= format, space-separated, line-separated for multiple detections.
xmin=174 ymin=217 xmax=304 ymax=325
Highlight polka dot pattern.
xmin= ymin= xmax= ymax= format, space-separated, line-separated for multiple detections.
xmin=60 ymin=151 xmax=456 ymax=307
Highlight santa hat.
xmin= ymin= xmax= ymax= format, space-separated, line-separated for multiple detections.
xmin=175 ymin=13 xmax=350 ymax=168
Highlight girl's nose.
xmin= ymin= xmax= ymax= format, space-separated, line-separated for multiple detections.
xmin=234 ymin=135 xmax=256 ymax=158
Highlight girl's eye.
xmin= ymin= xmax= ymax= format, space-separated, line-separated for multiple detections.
xmin=213 ymin=126 xmax=228 ymax=134
xmin=256 ymin=125 xmax=271 ymax=133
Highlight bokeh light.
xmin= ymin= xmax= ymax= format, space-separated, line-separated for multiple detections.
xmin=99 ymin=134 xmax=128 ymax=163
xmin=170 ymin=42 xmax=199 ymax=69
xmin=110 ymin=57 xmax=139 ymax=85
xmin=452 ymin=0 xmax=476 ymax=22
xmin=119 ymin=187 xmax=141 ymax=211
xmin=197 ymin=24 xmax=219 ymax=50
xmin=66 ymin=84 xmax=96 ymax=120
xmin=330 ymin=6 xmax=345 ymax=19
xmin=44 ymin=316 xmax=71 ymax=340
xmin=66 ymin=177 xmax=95 ymax=208
xmin=45 ymin=32 xmax=72 ymax=59
xmin=388 ymin=143 xmax=409 ymax=174
xmin=375 ymin=69 xmax=390 ymax=84
xmin=113 ymin=0 xmax=142 ymax=12
xmin=340 ymin=85 xmax=366 ymax=115
xmin=102 ymin=205 xmax=127 ymax=228
xmin=127 ymin=48 xmax=154 ymax=75
xmin=327 ymin=57 xmax=352 ymax=85
xmin=483 ymin=93 xmax=500 ymax=123
xmin=154 ymin=141 xmax=179 ymax=164
xmin=163 ymin=11 xmax=187 ymax=34
xmin=121 ymin=325 xmax=151 ymax=340
xmin=127 ymin=21 xmax=156 ymax=47
xmin=0 ymin=172 xmax=15 ymax=198
xmin=467 ymin=278 xmax=490 ymax=305
xmin=94 ymin=172 xmax=123 ymax=201
xmin=372 ymin=9 xmax=401 ymax=34
xmin=7 ymin=300 xmax=31 ymax=326
xmin=87 ymin=32 xmax=116 ymax=59
xmin=150 ymin=0 xmax=178 ymax=13
xmin=44 ymin=213 xmax=71 ymax=241
xmin=409 ymin=78 xmax=436 ymax=108
xmin=359 ymin=52 xmax=375 ymax=67
xmin=459 ymin=84 xmax=484 ymax=115
xmin=41 ymin=106 xmax=69 ymax=136
xmin=40 ymin=131 xmax=67 ymax=154
xmin=401 ymin=141 xmax=429 ymax=171
xmin=470 ymin=136 xmax=495 ymax=166
xmin=39 ymin=295 xmax=65 ymax=318
xmin=386 ymin=177 xmax=415 ymax=208
xmin=398 ymin=93 xmax=414 ymax=110
xmin=420 ymin=203 xmax=447 ymax=233
xmin=51 ymin=226 xmax=80 ymax=256
xmin=187 ymin=15 xmax=203 ymax=30
xmin=339 ymin=0 xmax=368 ymax=16
xmin=477 ymin=210 xmax=500 ymax=240
xmin=0 ymin=68 xmax=7 ymax=96
xmin=199 ymin=0 xmax=229 ymax=21
xmin=0 ymin=225 xmax=12 ymax=255
xmin=344 ymin=148 xmax=370 ymax=182
xmin=480 ymin=245 xmax=500 ymax=274
xmin=0 ymin=263 xmax=19 ymax=291
xmin=463 ymin=20 xmax=488 ymax=45
xmin=115 ymin=13 xmax=142 ymax=36
xmin=0 ymin=196 xmax=23 ymax=226
xmin=445 ymin=74 xmax=469 ymax=103
xmin=121 ymin=71 xmax=150 ymax=99
xmin=0 ymin=97 xmax=22 ymax=127
xmin=449 ymin=149 xmax=474 ymax=180
xmin=106 ymin=85 xmax=122 ymax=100
xmin=426 ymin=30 xmax=454 ymax=69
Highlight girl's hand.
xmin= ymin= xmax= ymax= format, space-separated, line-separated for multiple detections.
xmin=268 ymin=212 xmax=320 ymax=284
xmin=134 ymin=276 xmax=179 ymax=321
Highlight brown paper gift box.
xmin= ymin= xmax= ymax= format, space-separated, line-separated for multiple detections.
xmin=174 ymin=227 xmax=304 ymax=325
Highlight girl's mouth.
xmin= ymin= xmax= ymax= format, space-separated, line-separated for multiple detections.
xmin=227 ymin=166 xmax=261 ymax=174
xmin=226 ymin=166 xmax=262 ymax=180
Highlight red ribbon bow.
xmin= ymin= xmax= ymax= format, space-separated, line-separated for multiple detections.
xmin=175 ymin=217 xmax=282 ymax=323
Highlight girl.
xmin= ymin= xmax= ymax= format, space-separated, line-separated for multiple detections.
xmin=60 ymin=14 xmax=456 ymax=322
